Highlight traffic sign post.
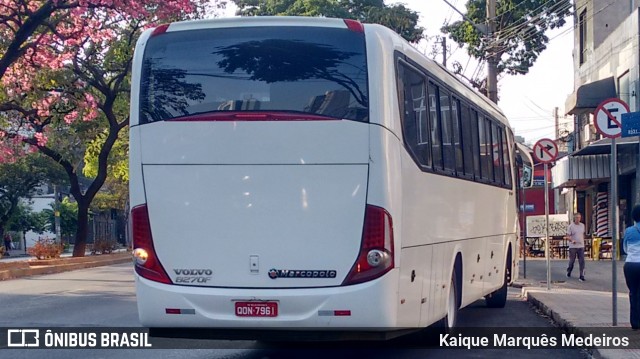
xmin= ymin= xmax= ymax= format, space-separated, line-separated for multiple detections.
xmin=533 ymin=139 xmax=558 ymax=291
xmin=594 ymin=98 xmax=629 ymax=327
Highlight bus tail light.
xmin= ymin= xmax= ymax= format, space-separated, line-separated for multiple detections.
xmin=343 ymin=205 xmax=394 ymax=285
xmin=132 ymin=204 xmax=172 ymax=284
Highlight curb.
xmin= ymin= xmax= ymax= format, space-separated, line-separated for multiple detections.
xmin=0 ymin=252 xmax=132 ymax=281
xmin=523 ymin=288 xmax=600 ymax=358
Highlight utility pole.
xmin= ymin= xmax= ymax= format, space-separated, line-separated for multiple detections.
xmin=442 ymin=37 xmax=447 ymax=67
xmin=554 ymin=107 xmax=560 ymax=139
xmin=486 ymin=0 xmax=498 ymax=103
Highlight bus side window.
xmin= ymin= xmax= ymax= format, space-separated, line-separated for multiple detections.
xmin=440 ymin=89 xmax=455 ymax=172
xmin=502 ymin=128 xmax=513 ymax=187
xmin=491 ymin=122 xmax=504 ymax=185
xmin=428 ymin=82 xmax=443 ymax=170
xmin=398 ymin=62 xmax=431 ymax=168
xmin=470 ymin=109 xmax=481 ymax=180
xmin=479 ymin=116 xmax=494 ymax=182
xmin=451 ymin=97 xmax=464 ymax=175
xmin=461 ymin=103 xmax=474 ymax=177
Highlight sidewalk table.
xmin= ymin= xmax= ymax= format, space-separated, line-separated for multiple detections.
xmin=526 ymin=237 xmax=545 ymax=257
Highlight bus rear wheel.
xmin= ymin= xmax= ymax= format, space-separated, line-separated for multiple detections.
xmin=437 ymin=268 xmax=459 ymax=330
xmin=485 ymin=262 xmax=509 ymax=308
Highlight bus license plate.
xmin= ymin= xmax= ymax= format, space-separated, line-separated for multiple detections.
xmin=235 ymin=302 xmax=278 ymax=317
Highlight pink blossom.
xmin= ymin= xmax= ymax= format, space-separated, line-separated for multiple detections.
xmin=0 ymin=0 xmax=201 ymax=163
xmin=33 ymin=132 xmax=47 ymax=147
xmin=64 ymin=111 xmax=79 ymax=124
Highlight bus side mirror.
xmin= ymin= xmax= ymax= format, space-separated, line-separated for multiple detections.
xmin=521 ymin=165 xmax=533 ymax=188
xmin=515 ymin=143 xmax=533 ymax=189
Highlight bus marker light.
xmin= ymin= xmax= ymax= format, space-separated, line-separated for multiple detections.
xmin=334 ymin=310 xmax=351 ymax=316
xmin=318 ymin=310 xmax=352 ymax=316
xmin=165 ymin=308 xmax=195 ymax=315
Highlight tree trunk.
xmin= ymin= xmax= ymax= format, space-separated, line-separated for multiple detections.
xmin=72 ymin=200 xmax=90 ymax=257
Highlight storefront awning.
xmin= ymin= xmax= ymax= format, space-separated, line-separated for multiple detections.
xmin=565 ymin=77 xmax=617 ymax=115
xmin=551 ymin=154 xmax=610 ymax=188
xmin=572 ymin=137 xmax=639 ymax=156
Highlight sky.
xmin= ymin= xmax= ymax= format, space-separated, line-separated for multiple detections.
xmin=219 ymin=1 xmax=576 ymax=145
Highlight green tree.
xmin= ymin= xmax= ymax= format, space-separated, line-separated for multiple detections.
xmin=1 ymin=4 xmax=209 ymax=256
xmin=83 ymin=109 xmax=129 ymax=214
xmin=0 ymin=155 xmax=64 ymax=239
xmin=441 ymin=0 xmax=571 ymax=85
xmin=7 ymin=203 xmax=49 ymax=249
xmin=232 ymin=0 xmax=424 ymax=42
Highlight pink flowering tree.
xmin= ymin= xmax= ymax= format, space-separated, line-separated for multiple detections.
xmin=0 ymin=1 xmax=213 ymax=256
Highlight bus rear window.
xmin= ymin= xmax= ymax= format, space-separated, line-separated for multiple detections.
xmin=140 ymin=26 xmax=369 ymax=123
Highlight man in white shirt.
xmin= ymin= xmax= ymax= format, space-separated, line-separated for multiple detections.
xmin=566 ymin=213 xmax=586 ymax=281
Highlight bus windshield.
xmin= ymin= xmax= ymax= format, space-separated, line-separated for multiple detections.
xmin=140 ymin=26 xmax=369 ymax=124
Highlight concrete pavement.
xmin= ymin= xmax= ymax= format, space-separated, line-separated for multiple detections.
xmin=516 ymin=258 xmax=640 ymax=359
xmin=2 ymin=249 xmax=637 ymax=357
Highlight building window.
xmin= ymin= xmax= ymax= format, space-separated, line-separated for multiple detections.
xmin=579 ymin=9 xmax=588 ymax=64
xmin=619 ymin=71 xmax=630 ymax=109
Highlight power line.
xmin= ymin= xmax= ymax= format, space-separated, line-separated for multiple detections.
xmin=494 ymin=0 xmax=572 ymax=42
xmin=493 ymin=0 xmax=618 ymax=57
xmin=440 ymin=0 xmax=488 ymax=35
xmin=526 ymin=97 xmax=553 ymax=116
xmin=490 ymin=1 xmax=575 ymax=54
xmin=445 ymin=0 xmax=459 ymax=25
xmin=523 ymin=101 xmax=552 ymax=120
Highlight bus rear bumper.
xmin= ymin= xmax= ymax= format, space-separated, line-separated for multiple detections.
xmin=136 ymin=270 xmax=400 ymax=330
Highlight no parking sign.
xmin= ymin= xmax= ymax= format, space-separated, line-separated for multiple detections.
xmin=594 ymin=98 xmax=629 ymax=138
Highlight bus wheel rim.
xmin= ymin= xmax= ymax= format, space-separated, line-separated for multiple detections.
xmin=447 ymin=279 xmax=456 ymax=327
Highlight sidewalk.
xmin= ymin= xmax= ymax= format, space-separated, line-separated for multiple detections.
xmin=515 ymin=258 xmax=639 ymax=359
xmin=0 ymin=249 xmax=131 ymax=280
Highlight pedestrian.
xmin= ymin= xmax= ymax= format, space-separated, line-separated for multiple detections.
xmin=3 ymin=232 xmax=11 ymax=256
xmin=623 ymin=205 xmax=640 ymax=330
xmin=565 ymin=212 xmax=586 ymax=281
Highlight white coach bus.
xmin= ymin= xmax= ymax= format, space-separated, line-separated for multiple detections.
xmin=130 ymin=16 xmax=528 ymax=339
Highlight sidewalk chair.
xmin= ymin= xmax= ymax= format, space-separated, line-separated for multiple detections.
xmin=526 ymin=237 xmax=545 ymax=257
xmin=584 ymin=236 xmax=592 ymax=259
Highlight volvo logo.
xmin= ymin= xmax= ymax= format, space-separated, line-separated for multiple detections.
xmin=174 ymin=269 xmax=213 ymax=276
xmin=268 ymin=268 xmax=337 ymax=279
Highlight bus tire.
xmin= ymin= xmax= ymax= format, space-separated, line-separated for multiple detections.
xmin=485 ymin=261 xmax=508 ymax=308
xmin=437 ymin=267 xmax=459 ymax=331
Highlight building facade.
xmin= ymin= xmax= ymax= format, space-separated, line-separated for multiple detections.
xmin=555 ymin=0 xmax=640 ymax=239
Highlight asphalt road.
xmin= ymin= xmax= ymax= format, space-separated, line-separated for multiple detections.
xmin=0 ymin=263 xmax=590 ymax=358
